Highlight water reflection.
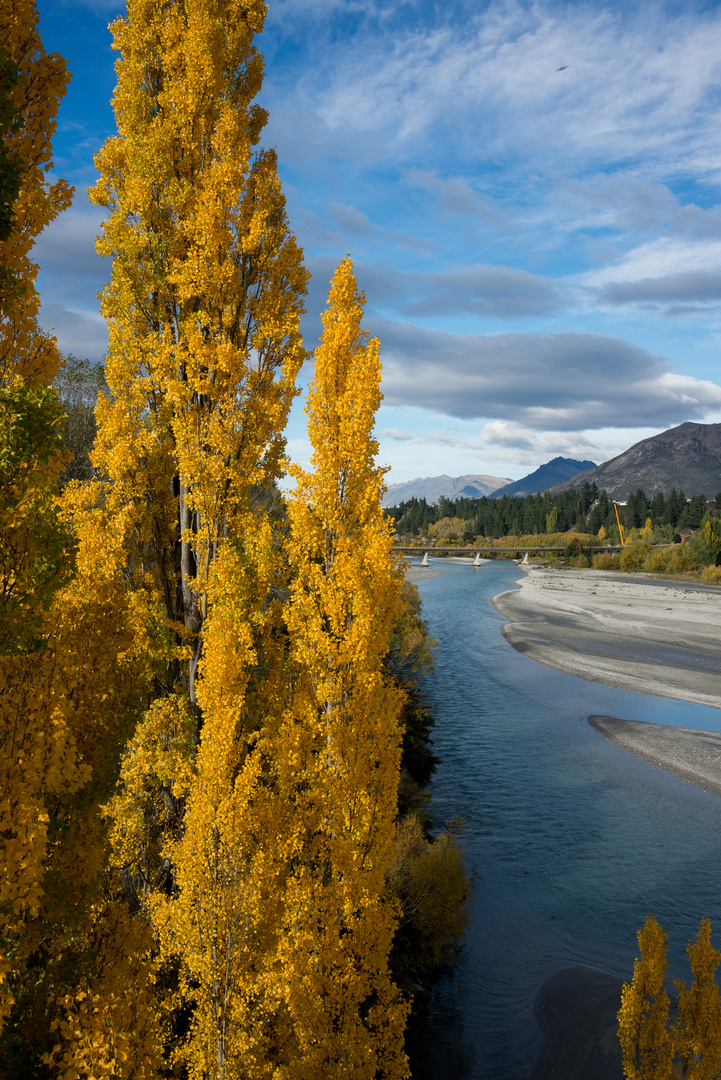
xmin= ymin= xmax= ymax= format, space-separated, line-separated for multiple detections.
xmin=407 ymin=560 xmax=721 ymax=1080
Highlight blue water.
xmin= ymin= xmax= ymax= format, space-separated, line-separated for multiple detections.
xmin=408 ymin=560 xmax=721 ymax=1080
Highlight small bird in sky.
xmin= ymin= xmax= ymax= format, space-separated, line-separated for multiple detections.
xmin=556 ymin=65 xmax=568 ymax=71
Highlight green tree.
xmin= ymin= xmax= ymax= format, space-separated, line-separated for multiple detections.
xmin=54 ymin=353 xmax=107 ymax=484
xmin=696 ymin=514 xmax=721 ymax=567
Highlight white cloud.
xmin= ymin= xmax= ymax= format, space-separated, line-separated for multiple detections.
xmin=585 ymin=238 xmax=721 ymax=287
xmin=382 ymin=427 xmax=413 ymax=440
xmin=552 ymin=174 xmax=678 ymax=235
xmin=600 ymin=271 xmax=721 ymax=307
xmin=39 ymin=301 xmax=108 ymax=362
xmin=478 ymin=420 xmax=659 ymax=468
xmin=34 ymin=194 xmax=109 ymax=360
xmin=267 ymin=3 xmax=721 ymax=184
xmin=377 ymin=322 xmax=721 ymax=429
xmin=34 ymin=197 xmax=107 ymax=289
xmin=401 ymin=168 xmax=506 ymax=222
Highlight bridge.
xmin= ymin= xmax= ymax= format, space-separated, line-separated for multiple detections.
xmin=394 ymin=545 xmax=624 ymax=557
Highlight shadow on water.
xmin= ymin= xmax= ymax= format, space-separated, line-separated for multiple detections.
xmin=405 ymin=560 xmax=721 ymax=1080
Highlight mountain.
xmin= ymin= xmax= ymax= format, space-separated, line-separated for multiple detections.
xmin=545 ymin=422 xmax=721 ymax=500
xmin=382 ymin=472 xmax=511 ymax=508
xmin=490 ymin=457 xmax=597 ymax=498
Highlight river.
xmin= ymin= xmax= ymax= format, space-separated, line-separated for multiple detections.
xmin=407 ymin=559 xmax=721 ymax=1080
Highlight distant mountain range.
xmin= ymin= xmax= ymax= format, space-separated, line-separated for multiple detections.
xmin=382 ymin=458 xmax=596 ymax=507
xmin=546 ymin=422 xmax=721 ymax=500
xmin=383 ymin=423 xmax=721 ymax=509
xmin=381 ymin=472 xmax=511 ymax=507
xmin=491 ymin=457 xmax=597 ymax=498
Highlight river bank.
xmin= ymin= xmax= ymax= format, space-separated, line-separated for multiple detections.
xmin=492 ymin=565 xmax=721 ymax=710
xmin=490 ymin=566 xmax=721 ymax=1078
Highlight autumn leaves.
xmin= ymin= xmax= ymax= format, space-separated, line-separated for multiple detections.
xmin=0 ymin=0 xmax=413 ymax=1076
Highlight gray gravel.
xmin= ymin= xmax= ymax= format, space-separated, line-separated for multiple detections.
xmin=589 ymin=714 xmax=721 ymax=798
xmin=492 ymin=567 xmax=721 ymax=710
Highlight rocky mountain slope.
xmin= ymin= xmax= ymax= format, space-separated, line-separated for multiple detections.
xmin=381 ymin=472 xmax=511 ymax=507
xmin=546 ymin=422 xmax=721 ymax=500
xmin=491 ymin=457 xmax=597 ymax=498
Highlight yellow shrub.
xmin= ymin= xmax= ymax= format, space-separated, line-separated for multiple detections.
xmin=593 ymin=552 xmax=620 ymax=570
xmin=644 ymin=548 xmax=672 ymax=572
xmin=701 ymin=565 xmax=721 ymax=583
xmin=667 ymin=544 xmax=700 ymax=572
xmin=428 ymin=516 xmax=468 ymax=542
xmin=619 ymin=542 xmax=650 ymax=571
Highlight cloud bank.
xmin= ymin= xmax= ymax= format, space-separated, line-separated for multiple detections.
xmin=378 ymin=324 xmax=721 ymax=429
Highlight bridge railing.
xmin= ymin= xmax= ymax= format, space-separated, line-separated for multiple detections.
xmin=394 ymin=545 xmax=625 ymax=555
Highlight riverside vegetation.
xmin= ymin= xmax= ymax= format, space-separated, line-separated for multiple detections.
xmin=0 ymin=4 xmax=467 ymax=1078
xmin=390 ymin=486 xmax=721 ymax=582
xmin=5 ymin=2 xmax=721 ymax=1077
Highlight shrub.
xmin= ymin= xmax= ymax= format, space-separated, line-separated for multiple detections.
xmin=644 ymin=547 xmax=672 ymax=572
xmin=593 ymin=552 xmax=620 ymax=570
xmin=619 ymin=541 xmax=651 ymax=571
xmin=701 ymin=565 xmax=721 ymax=583
xmin=388 ymin=816 xmax=470 ymax=983
xmin=667 ymin=543 xmax=701 ymax=572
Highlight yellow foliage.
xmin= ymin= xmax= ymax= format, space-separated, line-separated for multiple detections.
xmin=88 ymin=0 xmax=307 ymax=704
xmin=619 ymin=914 xmax=674 ymax=1079
xmin=619 ymin=914 xmax=721 ymax=1080
xmin=0 ymin=0 xmax=72 ymax=385
xmin=428 ymin=516 xmax=468 ymax=541
xmin=593 ymin=551 xmax=621 ymax=570
xmin=282 ymin=257 xmax=409 ymax=1079
xmin=638 ymin=543 xmax=700 ymax=575
xmin=82 ymin=0 xmax=309 ymax=1073
xmin=43 ymin=901 xmax=162 ymax=1080
xmin=0 ymin=0 xmax=83 ymax=1035
xmin=490 ymin=530 xmax=592 ymax=549
xmin=620 ymin=541 xmax=651 ymax=571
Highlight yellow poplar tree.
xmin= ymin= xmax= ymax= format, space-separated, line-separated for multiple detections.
xmin=0 ymin=8 xmax=166 ymax=1074
xmin=68 ymin=0 xmax=307 ymax=1072
xmin=0 ymin=0 xmax=76 ymax=1038
xmin=619 ymin=913 xmax=721 ymax=1079
xmin=281 ymin=256 xmax=409 ymax=1080
xmin=0 ymin=0 xmax=71 ymax=382
xmin=86 ymin=0 xmax=306 ymax=713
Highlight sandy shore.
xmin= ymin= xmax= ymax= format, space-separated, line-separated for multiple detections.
xmin=405 ymin=566 xmax=442 ymax=582
xmin=492 ymin=566 xmax=721 ymax=710
xmin=492 ymin=568 xmax=721 ymax=1076
xmin=589 ymin=714 xmax=721 ymax=797
xmin=405 ymin=555 xmax=490 ymax=582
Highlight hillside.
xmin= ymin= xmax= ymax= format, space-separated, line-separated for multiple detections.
xmin=382 ymin=472 xmax=511 ymax=507
xmin=491 ymin=457 xmax=597 ymax=498
xmin=546 ymin=422 xmax=721 ymax=500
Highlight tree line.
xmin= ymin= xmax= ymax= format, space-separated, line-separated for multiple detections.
xmin=0 ymin=5 xmax=467 ymax=1078
xmin=388 ymin=483 xmax=718 ymax=541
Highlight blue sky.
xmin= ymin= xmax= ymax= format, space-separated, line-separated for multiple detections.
xmin=36 ymin=0 xmax=721 ymax=483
